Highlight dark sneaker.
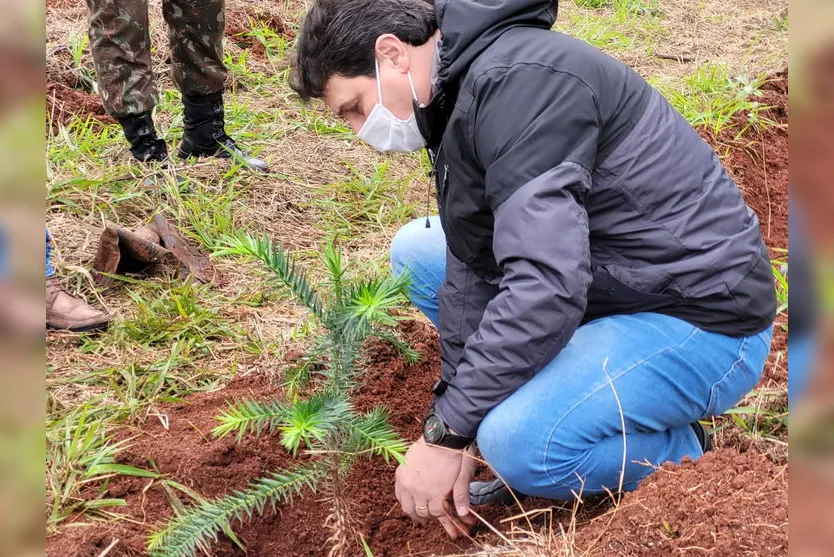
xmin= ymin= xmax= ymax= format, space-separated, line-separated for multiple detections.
xmin=470 ymin=478 xmax=527 ymax=506
xmin=177 ymin=92 xmax=269 ymax=172
xmin=691 ymin=421 xmax=713 ymax=452
xmin=117 ymin=112 xmax=168 ymax=163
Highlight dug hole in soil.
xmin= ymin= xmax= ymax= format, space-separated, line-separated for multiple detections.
xmin=47 ymin=74 xmax=789 ymax=556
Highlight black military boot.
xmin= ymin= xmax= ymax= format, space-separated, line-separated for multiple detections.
xmin=117 ymin=112 xmax=168 ymax=163
xmin=178 ymin=92 xmax=269 ymax=172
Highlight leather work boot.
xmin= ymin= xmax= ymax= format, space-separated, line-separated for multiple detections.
xmin=92 ymin=218 xmax=215 ymax=284
xmin=177 ymin=92 xmax=269 ymax=172
xmin=117 ymin=112 xmax=168 ymax=163
xmin=153 ymin=214 xmax=214 ymax=283
xmin=46 ymin=276 xmax=112 ymax=332
xmin=92 ymin=223 xmax=180 ymax=282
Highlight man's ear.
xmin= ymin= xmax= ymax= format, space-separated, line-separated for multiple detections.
xmin=375 ymin=34 xmax=411 ymax=73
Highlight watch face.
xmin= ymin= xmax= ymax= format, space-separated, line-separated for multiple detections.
xmin=423 ymin=414 xmax=445 ymax=444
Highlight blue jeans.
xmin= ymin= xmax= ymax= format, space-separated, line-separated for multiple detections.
xmin=391 ymin=217 xmax=772 ymax=499
xmin=46 ymin=229 xmax=55 ymax=278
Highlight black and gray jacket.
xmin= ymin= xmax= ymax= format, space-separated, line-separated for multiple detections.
xmin=414 ymin=0 xmax=776 ymax=438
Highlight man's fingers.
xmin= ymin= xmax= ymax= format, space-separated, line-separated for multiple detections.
xmin=402 ymin=500 xmax=428 ymax=524
xmin=396 ymin=477 xmax=416 ymax=519
xmin=437 ymin=516 xmax=460 ymax=539
xmin=458 ymin=511 xmax=477 ymax=527
xmin=441 ymin=499 xmax=474 ymax=539
xmin=452 ymin=468 xmax=472 ymax=517
xmin=428 ymin=497 xmax=445 ymax=518
xmin=396 ymin=467 xmax=424 ymax=522
xmin=414 ymin=499 xmax=431 ymax=519
xmin=400 ymin=496 xmax=415 ymax=519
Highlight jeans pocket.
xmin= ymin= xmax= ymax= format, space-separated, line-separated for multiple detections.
xmin=703 ymin=334 xmax=769 ymax=417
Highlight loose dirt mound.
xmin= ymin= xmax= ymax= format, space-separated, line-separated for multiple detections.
xmin=225 ymin=7 xmax=295 ymax=61
xmin=700 ymin=71 xmax=789 ymax=252
xmin=573 ymin=448 xmax=788 ymax=556
xmin=46 ymin=321 xmax=511 ymax=557
xmin=47 ymin=83 xmax=115 ymax=130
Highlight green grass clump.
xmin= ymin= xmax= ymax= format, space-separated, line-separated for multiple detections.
xmin=81 ymin=282 xmax=244 ymax=351
xmin=771 ymin=249 xmax=788 ymax=326
xmin=659 ymin=64 xmax=774 ymax=134
xmin=719 ymin=389 xmax=788 ymax=441
xmin=556 ymin=0 xmax=664 ymax=52
xmin=46 ymin=406 xmax=160 ymax=529
xmin=312 ymin=161 xmax=419 ymax=239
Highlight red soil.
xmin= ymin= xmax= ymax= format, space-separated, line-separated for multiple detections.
xmin=47 ymin=82 xmax=115 ymax=130
xmin=699 ymin=71 xmax=789 ymax=252
xmin=572 ymin=448 xmax=788 ymax=556
xmin=44 ymin=321 xmax=790 ymax=557
xmin=46 ymin=321 xmax=514 ymax=557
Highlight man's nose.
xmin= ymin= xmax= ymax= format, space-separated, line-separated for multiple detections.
xmin=349 ymin=116 xmax=365 ymax=133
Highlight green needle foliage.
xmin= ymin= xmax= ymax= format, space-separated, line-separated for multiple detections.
xmin=149 ymin=232 xmax=415 ymax=557
xmin=148 ymin=463 xmax=328 ymax=557
xmin=220 ymin=232 xmax=325 ymax=320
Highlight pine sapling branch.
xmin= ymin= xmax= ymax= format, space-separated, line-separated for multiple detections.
xmin=372 ymin=330 xmax=421 ymax=365
xmin=217 ymin=233 xmax=325 ymax=320
xmin=147 ymin=462 xmax=327 ymax=557
xmin=322 ymin=240 xmax=347 ymax=306
xmin=213 ymin=399 xmax=291 ymax=441
xmin=347 ymin=408 xmax=408 ymax=465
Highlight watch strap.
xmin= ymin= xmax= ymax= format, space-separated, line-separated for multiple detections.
xmin=435 ymin=432 xmax=473 ymax=450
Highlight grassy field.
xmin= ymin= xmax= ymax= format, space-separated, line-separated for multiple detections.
xmin=46 ymin=0 xmax=788 ymax=554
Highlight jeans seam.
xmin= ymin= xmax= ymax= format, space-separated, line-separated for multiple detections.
xmin=542 ymin=325 xmax=701 ymax=487
xmin=704 ymin=336 xmax=750 ymax=418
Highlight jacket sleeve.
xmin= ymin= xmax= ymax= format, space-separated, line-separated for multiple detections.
xmin=438 ymin=247 xmax=500 ymax=384
xmin=434 ymin=65 xmax=598 ymax=437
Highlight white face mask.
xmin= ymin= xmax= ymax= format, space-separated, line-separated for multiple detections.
xmin=357 ymin=59 xmax=427 ymax=153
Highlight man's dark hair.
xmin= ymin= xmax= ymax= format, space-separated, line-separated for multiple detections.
xmin=291 ymin=0 xmax=438 ymax=101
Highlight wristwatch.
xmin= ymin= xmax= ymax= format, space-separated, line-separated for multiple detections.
xmin=422 ymin=411 xmax=473 ymax=449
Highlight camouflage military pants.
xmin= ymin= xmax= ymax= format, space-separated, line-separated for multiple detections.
xmin=86 ymin=0 xmax=228 ymax=119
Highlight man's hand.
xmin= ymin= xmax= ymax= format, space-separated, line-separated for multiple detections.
xmin=395 ymin=439 xmax=478 ymax=539
xmin=437 ymin=446 xmax=478 ymax=539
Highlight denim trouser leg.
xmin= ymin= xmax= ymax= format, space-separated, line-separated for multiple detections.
xmin=46 ymin=229 xmax=55 ymax=278
xmin=390 ymin=216 xmax=446 ymax=326
xmin=390 ymin=217 xmax=773 ymax=500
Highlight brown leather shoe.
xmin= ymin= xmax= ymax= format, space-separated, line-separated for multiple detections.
xmin=46 ymin=276 xmax=112 ymax=332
